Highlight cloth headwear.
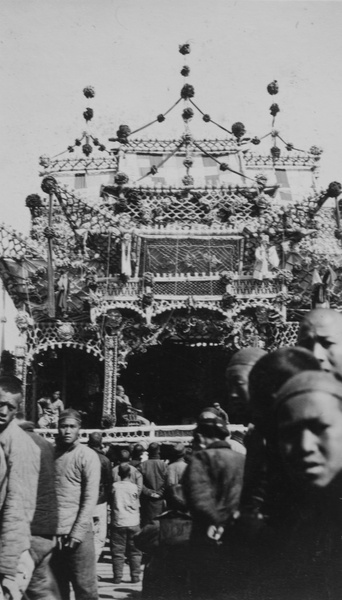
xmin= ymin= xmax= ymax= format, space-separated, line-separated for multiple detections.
xmin=197 ymin=408 xmax=229 ymax=437
xmin=227 ymin=347 xmax=267 ymax=368
xmin=173 ymin=443 xmax=186 ymax=458
xmin=58 ymin=408 xmax=82 ymax=425
xmin=88 ymin=431 xmax=103 ymax=449
xmin=274 ymin=371 xmax=342 ymax=410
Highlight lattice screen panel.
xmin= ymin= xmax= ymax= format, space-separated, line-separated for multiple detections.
xmin=139 ymin=237 xmax=241 ymax=276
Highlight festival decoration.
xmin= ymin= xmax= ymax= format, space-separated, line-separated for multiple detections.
xmin=270 ymin=146 xmax=281 ymax=159
xmin=57 ymin=322 xmax=75 ymax=341
xmin=116 ymin=124 xmax=131 ymax=144
xmin=267 ymin=80 xmax=279 ymax=95
xmin=181 ymin=66 xmax=190 ymax=76
xmin=231 ymin=122 xmax=246 ymax=140
xmin=25 ymin=194 xmax=43 ymax=218
xmin=82 ymin=143 xmax=92 ymax=156
xmin=83 ymin=86 xmax=95 ymax=98
xmin=181 ymin=84 xmax=195 ymax=99
xmin=179 ymin=43 xmax=190 ymax=55
xmin=270 ymin=103 xmax=280 ymax=117
xmin=41 ymin=175 xmax=57 ymax=194
xmin=182 ymin=107 xmax=194 ymax=121
xmin=182 ymin=174 xmax=194 ymax=187
xmin=83 ymin=108 xmax=94 ymax=122
xmin=157 ymin=114 xmax=165 ymax=122
xmin=115 ymin=172 xmax=129 ymax=186
xmin=203 ymin=114 xmax=211 ymax=122
xmin=39 ymin=155 xmax=50 ymax=168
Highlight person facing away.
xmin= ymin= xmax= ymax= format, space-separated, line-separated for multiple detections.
xmin=111 ymin=463 xmax=142 ymax=585
xmin=87 ymin=432 xmax=112 ymax=562
xmin=212 ymin=402 xmax=230 ymax=424
xmin=16 ymin=416 xmax=61 ymax=600
xmin=37 ymin=390 xmax=64 ymax=429
xmin=112 ymin=448 xmax=143 ymax=496
xmin=139 ymin=442 xmax=167 ymax=526
xmin=183 ymin=408 xmax=245 ymax=600
xmin=261 ymin=370 xmax=342 ymax=600
xmin=225 ymin=346 xmax=266 ymax=424
xmin=53 ymin=409 xmax=101 ymax=600
xmin=297 ymin=307 xmax=342 ymax=376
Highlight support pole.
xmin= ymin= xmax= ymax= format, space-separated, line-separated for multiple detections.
xmin=47 ymin=192 xmax=55 ymax=317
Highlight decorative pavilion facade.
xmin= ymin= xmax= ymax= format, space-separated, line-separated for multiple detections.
xmin=1 ymin=49 xmax=342 ymax=427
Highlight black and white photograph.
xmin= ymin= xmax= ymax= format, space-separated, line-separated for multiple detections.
xmin=1 ymin=1 xmax=342 ymax=598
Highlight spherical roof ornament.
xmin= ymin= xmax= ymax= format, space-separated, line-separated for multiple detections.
xmin=231 ymin=122 xmax=246 ymax=140
xmin=41 ymin=175 xmax=57 ymax=194
xmin=83 ymin=107 xmax=94 ymax=122
xmin=179 ymin=43 xmax=191 ymax=55
xmin=327 ymin=181 xmax=342 ymax=198
xmin=270 ymin=103 xmax=280 ymax=117
xmin=267 ymin=80 xmax=279 ymax=95
xmin=181 ymin=84 xmax=195 ymax=99
xmin=83 ymin=86 xmax=95 ymax=99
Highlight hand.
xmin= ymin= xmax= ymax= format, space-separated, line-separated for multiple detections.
xmin=151 ymin=492 xmax=160 ymax=499
xmin=66 ymin=537 xmax=80 ymax=550
xmin=207 ymin=525 xmax=224 ymax=542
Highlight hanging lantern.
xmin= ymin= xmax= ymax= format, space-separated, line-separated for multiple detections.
xmin=270 ymin=103 xmax=280 ymax=117
xmin=43 ymin=226 xmax=57 ymax=239
xmin=157 ymin=114 xmax=165 ymax=122
xmin=286 ymin=143 xmax=294 ymax=151
xmin=309 ymin=145 xmax=323 ymax=157
xmin=203 ymin=114 xmax=211 ymax=123
xmin=231 ymin=122 xmax=246 ymax=140
xmin=179 ymin=43 xmax=191 ymax=55
xmin=92 ymin=137 xmax=99 ymax=146
xmin=181 ymin=84 xmax=195 ymax=99
xmin=267 ymin=80 xmax=279 ymax=95
xmin=182 ymin=107 xmax=194 ymax=121
xmin=99 ymin=144 xmax=106 ymax=151
xmin=82 ymin=143 xmax=93 ymax=156
xmin=219 ymin=163 xmax=229 ymax=172
xmin=68 ymin=146 xmax=75 ymax=153
xmin=251 ymin=136 xmax=261 ymax=145
xmin=181 ymin=65 xmax=190 ymax=77
xmin=83 ymin=85 xmax=95 ymax=98
xmin=83 ymin=107 xmax=94 ymax=122
xmin=150 ymin=165 xmax=158 ymax=175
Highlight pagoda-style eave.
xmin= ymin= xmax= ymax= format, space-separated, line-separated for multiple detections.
xmin=100 ymin=184 xmax=279 ymax=199
xmin=39 ymin=155 xmax=117 ymax=176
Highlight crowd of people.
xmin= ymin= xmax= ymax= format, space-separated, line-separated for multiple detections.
xmin=2 ymin=307 xmax=342 ymax=599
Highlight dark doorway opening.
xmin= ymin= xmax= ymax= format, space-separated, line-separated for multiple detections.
xmin=120 ymin=342 xmax=229 ymax=425
xmin=27 ymin=347 xmax=104 ymax=425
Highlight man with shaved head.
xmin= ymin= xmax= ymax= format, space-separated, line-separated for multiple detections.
xmin=297 ymin=308 xmax=342 ymax=376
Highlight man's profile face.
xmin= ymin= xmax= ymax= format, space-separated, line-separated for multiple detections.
xmin=0 ymin=388 xmax=21 ymax=432
xmin=298 ymin=310 xmax=342 ymax=376
xmin=58 ymin=417 xmax=80 ymax=445
xmin=226 ymin=364 xmax=250 ymax=411
xmin=52 ymin=391 xmax=61 ymax=401
xmin=278 ymin=391 xmax=342 ymax=488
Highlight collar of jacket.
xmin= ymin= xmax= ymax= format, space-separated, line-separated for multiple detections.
xmin=206 ymin=440 xmax=231 ymax=450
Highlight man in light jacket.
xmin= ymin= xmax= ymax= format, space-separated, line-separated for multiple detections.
xmin=53 ymin=409 xmax=100 ymax=600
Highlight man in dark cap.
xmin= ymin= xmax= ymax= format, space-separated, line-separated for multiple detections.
xmin=226 ymin=346 xmax=266 ymax=424
xmin=87 ymin=432 xmax=112 ymax=562
xmin=53 ymin=409 xmax=101 ymax=600
xmin=183 ymin=408 xmax=245 ymax=600
xmin=297 ymin=307 xmax=342 ymax=376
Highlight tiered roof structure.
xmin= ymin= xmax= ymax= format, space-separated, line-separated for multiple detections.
xmin=1 ymin=44 xmax=342 ymax=421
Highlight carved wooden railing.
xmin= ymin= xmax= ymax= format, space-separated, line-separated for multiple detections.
xmin=35 ymin=423 xmax=246 ymax=446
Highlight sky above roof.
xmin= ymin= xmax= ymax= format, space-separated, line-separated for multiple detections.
xmin=1 ymin=0 xmax=342 ymax=235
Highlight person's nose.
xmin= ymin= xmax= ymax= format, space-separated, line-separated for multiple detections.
xmin=299 ymin=429 xmax=317 ymax=454
xmin=312 ymin=342 xmax=328 ymax=365
xmin=0 ymin=405 xmax=9 ymax=417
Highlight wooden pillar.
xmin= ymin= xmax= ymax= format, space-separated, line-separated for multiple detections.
xmin=103 ymin=334 xmax=118 ymax=423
